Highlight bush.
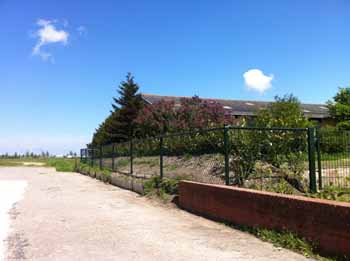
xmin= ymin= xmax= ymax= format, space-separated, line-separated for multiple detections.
xmin=229 ymin=95 xmax=310 ymax=188
xmin=144 ymin=176 xmax=182 ymax=199
xmin=101 ymin=169 xmax=111 ymax=183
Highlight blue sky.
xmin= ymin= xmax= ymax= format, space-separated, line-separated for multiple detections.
xmin=1 ymin=0 xmax=350 ymax=154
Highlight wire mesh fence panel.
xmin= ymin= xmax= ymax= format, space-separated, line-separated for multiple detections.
xmin=228 ymin=127 xmax=309 ymax=193
xmin=91 ymin=148 xmax=100 ymax=168
xmin=101 ymin=144 xmax=114 ymax=171
xmin=132 ymin=138 xmax=160 ymax=179
xmin=80 ymin=149 xmax=88 ymax=164
xmin=162 ymin=129 xmax=226 ymax=185
xmin=86 ymin=149 xmax=93 ymax=166
xmin=318 ymin=129 xmax=350 ymax=188
xmin=81 ymin=126 xmax=323 ymax=193
xmin=115 ymin=141 xmax=132 ymax=175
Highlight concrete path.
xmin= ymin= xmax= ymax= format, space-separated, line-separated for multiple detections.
xmin=0 ymin=167 xmax=310 ymax=261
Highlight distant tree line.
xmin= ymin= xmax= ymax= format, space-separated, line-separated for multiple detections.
xmin=0 ymin=151 xmax=77 ymax=158
xmin=0 ymin=151 xmax=50 ymax=158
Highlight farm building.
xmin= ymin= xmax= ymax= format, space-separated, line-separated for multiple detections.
xmin=141 ymin=93 xmax=334 ymax=126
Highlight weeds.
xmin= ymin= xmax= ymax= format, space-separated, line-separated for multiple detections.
xmin=165 ymin=164 xmax=177 ymax=171
xmin=307 ymin=186 xmax=350 ymax=203
xmin=116 ymin=158 xmax=130 ymax=168
xmin=144 ymin=176 xmax=182 ymax=201
xmin=222 ymin=223 xmax=334 ymax=260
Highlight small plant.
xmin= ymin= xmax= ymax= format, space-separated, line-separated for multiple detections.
xmin=183 ymin=153 xmax=192 ymax=161
xmin=165 ymin=164 xmax=177 ymax=171
xmin=144 ymin=176 xmax=182 ymax=201
xmin=101 ymin=169 xmax=111 ymax=183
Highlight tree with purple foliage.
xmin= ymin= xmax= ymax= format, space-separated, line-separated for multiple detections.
xmin=135 ymin=96 xmax=237 ymax=137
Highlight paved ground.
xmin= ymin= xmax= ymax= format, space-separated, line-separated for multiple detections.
xmin=0 ymin=167 xmax=311 ymax=261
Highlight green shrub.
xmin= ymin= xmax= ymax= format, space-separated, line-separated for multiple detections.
xmin=79 ymin=163 xmax=90 ymax=174
xmin=144 ymin=176 xmax=182 ymax=197
xmin=101 ymin=169 xmax=111 ymax=183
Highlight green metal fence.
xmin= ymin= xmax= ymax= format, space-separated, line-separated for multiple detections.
xmin=81 ymin=126 xmax=350 ymax=192
xmin=317 ymin=128 xmax=350 ymax=188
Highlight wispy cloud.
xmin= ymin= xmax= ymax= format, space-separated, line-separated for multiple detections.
xmin=76 ymin=26 xmax=87 ymax=36
xmin=243 ymin=69 xmax=274 ymax=93
xmin=62 ymin=19 xmax=69 ymax=27
xmin=32 ymin=19 xmax=69 ymax=62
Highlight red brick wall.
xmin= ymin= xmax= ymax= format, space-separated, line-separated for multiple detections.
xmin=179 ymin=181 xmax=350 ymax=257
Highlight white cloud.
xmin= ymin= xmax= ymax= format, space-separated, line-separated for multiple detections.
xmin=32 ymin=19 xmax=69 ymax=62
xmin=243 ymin=69 xmax=274 ymax=93
xmin=77 ymin=26 xmax=87 ymax=36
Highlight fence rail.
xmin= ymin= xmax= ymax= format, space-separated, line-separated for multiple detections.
xmin=81 ymin=126 xmax=350 ymax=192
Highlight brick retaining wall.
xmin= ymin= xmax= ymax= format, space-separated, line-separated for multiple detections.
xmin=179 ymin=181 xmax=350 ymax=257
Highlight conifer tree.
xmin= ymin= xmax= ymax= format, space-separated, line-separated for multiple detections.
xmin=91 ymin=73 xmax=143 ymax=145
xmin=107 ymin=73 xmax=143 ymax=141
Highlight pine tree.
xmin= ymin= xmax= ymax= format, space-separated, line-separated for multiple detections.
xmin=90 ymin=73 xmax=144 ymax=145
xmin=107 ymin=73 xmax=143 ymax=141
xmin=91 ymin=114 xmax=114 ymax=145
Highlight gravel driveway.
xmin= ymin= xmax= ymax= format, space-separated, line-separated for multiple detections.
xmin=0 ymin=167 xmax=310 ymax=261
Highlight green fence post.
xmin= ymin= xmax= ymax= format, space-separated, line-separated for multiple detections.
xmin=307 ymin=128 xmax=317 ymax=193
xmin=91 ymin=148 xmax=94 ymax=167
xmin=112 ymin=144 xmax=115 ymax=171
xmin=74 ymin=156 xmax=78 ymax=171
xmin=99 ymin=146 xmax=102 ymax=170
xmin=80 ymin=149 xmax=83 ymax=163
xmin=130 ymin=140 xmax=133 ymax=175
xmin=160 ymin=137 xmax=164 ymax=180
xmin=316 ymin=127 xmax=322 ymax=190
xmin=223 ymin=126 xmax=230 ymax=185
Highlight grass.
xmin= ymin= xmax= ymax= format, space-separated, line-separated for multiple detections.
xmin=321 ymin=153 xmax=350 ymax=162
xmin=0 ymin=158 xmax=78 ymax=172
xmin=232 ymin=225 xmax=335 ymax=260
xmin=134 ymin=157 xmax=159 ymax=167
xmin=0 ymin=159 xmax=24 ymax=166
xmin=307 ymin=186 xmax=350 ymax=202
xmin=116 ymin=158 xmax=131 ymax=168
xmin=45 ymin=158 xmax=78 ymax=172
xmin=165 ymin=164 xmax=177 ymax=171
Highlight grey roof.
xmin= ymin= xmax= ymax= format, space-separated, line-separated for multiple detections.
xmin=141 ymin=93 xmax=330 ymax=119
